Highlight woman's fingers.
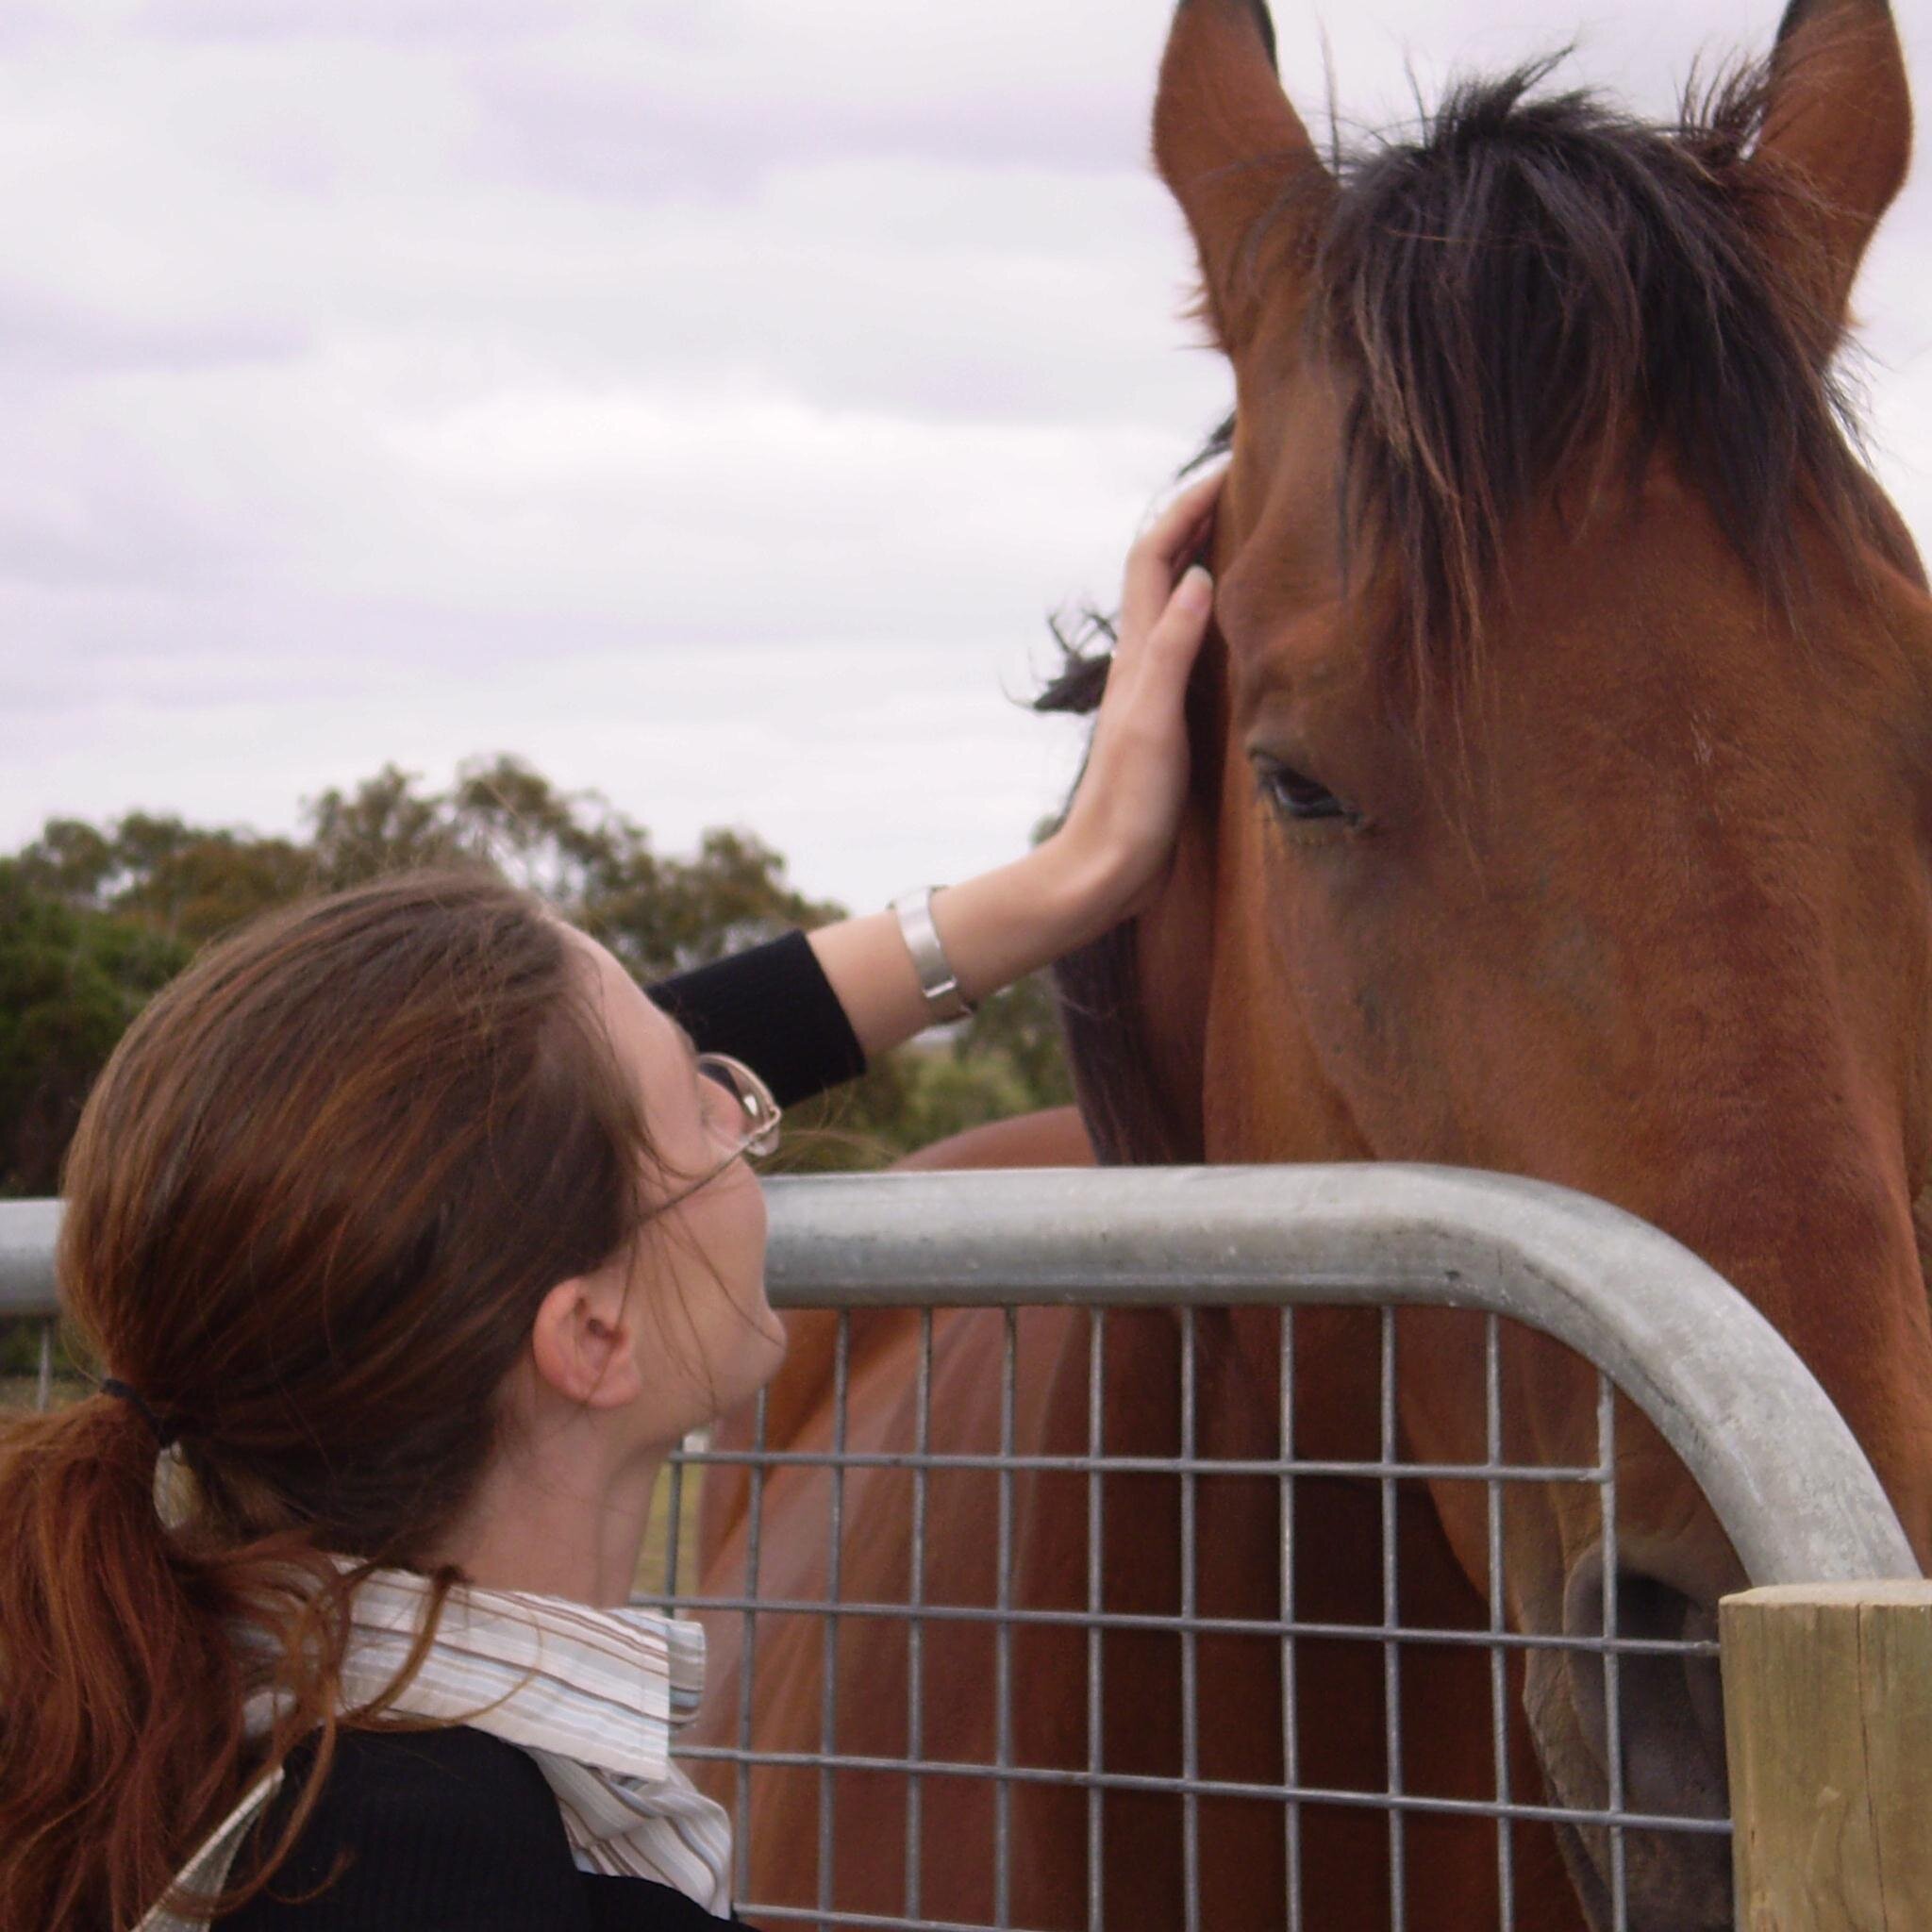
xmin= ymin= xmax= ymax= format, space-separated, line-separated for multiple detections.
xmin=1118 ymin=465 xmax=1228 ymax=651
xmin=1041 ymin=467 xmax=1227 ymax=937
xmin=1097 ymin=563 xmax=1213 ymax=771
xmin=1088 ymin=558 xmax=1216 ymax=793
xmin=1141 ymin=563 xmax=1216 ymax=700
xmin=1142 ymin=465 xmax=1228 ymax=566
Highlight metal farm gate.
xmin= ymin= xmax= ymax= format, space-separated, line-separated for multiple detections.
xmin=1 ymin=1166 xmax=1922 ymax=1931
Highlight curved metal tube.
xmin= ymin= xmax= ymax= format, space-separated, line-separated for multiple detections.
xmin=0 ymin=1198 xmax=59 ymax=1314
xmin=759 ymin=1165 xmax=1921 ymax=1589
xmin=5 ymin=1165 xmax=1918 ymax=1584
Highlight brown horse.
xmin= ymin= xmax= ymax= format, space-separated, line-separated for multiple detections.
xmin=692 ymin=4 xmax=1932 ymax=1927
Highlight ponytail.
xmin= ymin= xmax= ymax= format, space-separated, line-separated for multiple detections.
xmin=0 ymin=1393 xmax=247 ymax=1927
xmin=0 ymin=1389 xmax=410 ymax=1928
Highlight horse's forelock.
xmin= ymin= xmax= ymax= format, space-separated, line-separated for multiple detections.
xmin=1296 ymin=58 xmax=1897 ymax=704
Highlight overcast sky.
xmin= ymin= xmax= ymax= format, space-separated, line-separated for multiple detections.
xmin=4 ymin=0 xmax=1928 ymax=910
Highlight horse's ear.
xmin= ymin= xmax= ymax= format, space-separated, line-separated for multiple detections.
xmin=1754 ymin=0 xmax=1911 ymax=332
xmin=1154 ymin=0 xmax=1335 ymax=354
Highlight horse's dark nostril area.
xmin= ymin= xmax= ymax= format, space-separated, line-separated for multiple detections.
xmin=1562 ymin=1561 xmax=1728 ymax=1807
xmin=1548 ymin=1557 xmax=1733 ymax=1927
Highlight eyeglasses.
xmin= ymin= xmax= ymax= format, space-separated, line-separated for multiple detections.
xmin=637 ymin=1051 xmax=780 ymax=1213
xmin=647 ymin=1053 xmax=784 ymax=1218
xmin=694 ymin=1052 xmax=783 ymax=1163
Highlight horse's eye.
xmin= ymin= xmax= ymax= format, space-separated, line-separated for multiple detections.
xmin=1253 ymin=756 xmax=1357 ymax=827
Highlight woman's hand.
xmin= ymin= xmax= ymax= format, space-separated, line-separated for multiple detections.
xmin=806 ymin=464 xmax=1225 ymax=1055
xmin=1044 ymin=463 xmax=1225 ymax=935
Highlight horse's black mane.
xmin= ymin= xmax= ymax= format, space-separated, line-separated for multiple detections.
xmin=1039 ymin=54 xmax=1898 ymax=1162
xmin=1316 ymin=56 xmax=1890 ymax=691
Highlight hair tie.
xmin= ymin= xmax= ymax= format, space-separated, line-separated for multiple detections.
xmin=102 ymin=1376 xmax=180 ymax=1451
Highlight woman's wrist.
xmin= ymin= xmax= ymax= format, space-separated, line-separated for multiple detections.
xmin=982 ymin=828 xmax=1134 ymax=961
xmin=930 ymin=834 xmax=1127 ymax=994
xmin=806 ymin=838 xmax=1130 ymax=1062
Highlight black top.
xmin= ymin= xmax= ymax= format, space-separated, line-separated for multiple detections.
xmin=215 ymin=1728 xmax=744 ymax=1931
xmin=210 ymin=935 xmax=862 ymax=1930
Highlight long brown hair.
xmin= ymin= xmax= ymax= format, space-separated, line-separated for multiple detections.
xmin=0 ymin=871 xmax=665 ymax=1930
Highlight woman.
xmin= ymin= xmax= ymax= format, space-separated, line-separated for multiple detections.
xmin=0 ymin=472 xmax=1222 ymax=1932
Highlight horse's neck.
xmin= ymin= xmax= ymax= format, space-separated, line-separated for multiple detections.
xmin=1021 ymin=1305 xmax=1282 ymax=1579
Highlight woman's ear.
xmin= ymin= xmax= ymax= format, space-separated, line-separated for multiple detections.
xmin=529 ymin=1274 xmax=647 ymax=1410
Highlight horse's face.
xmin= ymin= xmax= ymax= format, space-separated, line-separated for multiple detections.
xmin=1141 ymin=2 xmax=1932 ymax=1925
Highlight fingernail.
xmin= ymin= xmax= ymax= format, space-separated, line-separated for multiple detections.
xmin=1181 ymin=565 xmax=1213 ymax=602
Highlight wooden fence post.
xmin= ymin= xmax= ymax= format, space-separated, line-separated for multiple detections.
xmin=1720 ymin=1581 xmax=1932 ymax=1929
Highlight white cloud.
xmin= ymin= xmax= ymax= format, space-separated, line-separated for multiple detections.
xmin=2 ymin=0 xmax=1927 ymax=911
xmin=133 ymin=0 xmax=548 ymax=47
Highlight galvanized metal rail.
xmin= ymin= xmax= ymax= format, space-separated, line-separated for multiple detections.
xmin=753 ymin=1167 xmax=1916 ymax=1586
xmin=6 ymin=1164 xmax=1914 ymax=1578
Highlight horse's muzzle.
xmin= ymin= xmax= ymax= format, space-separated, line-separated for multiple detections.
xmin=1523 ymin=1548 xmax=1732 ymax=1932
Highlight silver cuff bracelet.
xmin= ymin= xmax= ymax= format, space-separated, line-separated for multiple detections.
xmin=891 ymin=888 xmax=976 ymax=1025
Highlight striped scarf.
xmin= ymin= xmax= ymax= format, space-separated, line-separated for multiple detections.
xmin=140 ymin=1569 xmax=733 ymax=1927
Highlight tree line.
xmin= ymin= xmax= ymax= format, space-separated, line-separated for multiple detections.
xmin=0 ymin=756 xmax=1074 ymax=1206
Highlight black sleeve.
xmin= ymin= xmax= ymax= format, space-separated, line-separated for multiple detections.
xmin=649 ymin=930 xmax=867 ymax=1109
xmin=214 ymin=1728 xmax=590 ymax=1932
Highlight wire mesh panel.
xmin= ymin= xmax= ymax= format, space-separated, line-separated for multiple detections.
xmin=641 ymin=1300 xmax=1731 ymax=1932
xmin=0 ymin=1313 xmax=59 ymax=1414
xmin=0 ymin=1199 xmax=62 ymax=1419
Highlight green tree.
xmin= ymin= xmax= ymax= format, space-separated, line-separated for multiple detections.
xmin=303 ymin=758 xmax=845 ymax=978
xmin=958 ymin=972 xmax=1074 ymax=1112
xmin=0 ymin=862 xmax=191 ymax=1197
xmin=19 ymin=813 xmax=310 ymax=945
xmin=0 ymin=756 xmax=1075 ymax=1195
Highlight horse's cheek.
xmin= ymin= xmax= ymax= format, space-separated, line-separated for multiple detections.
xmin=1278 ymin=888 xmax=1437 ymax=1146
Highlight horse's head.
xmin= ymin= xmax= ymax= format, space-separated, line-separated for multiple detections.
xmin=1058 ymin=1 xmax=1932 ymax=1924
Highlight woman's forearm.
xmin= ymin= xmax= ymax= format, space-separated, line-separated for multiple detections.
xmin=805 ymin=839 xmax=1115 ymax=1061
